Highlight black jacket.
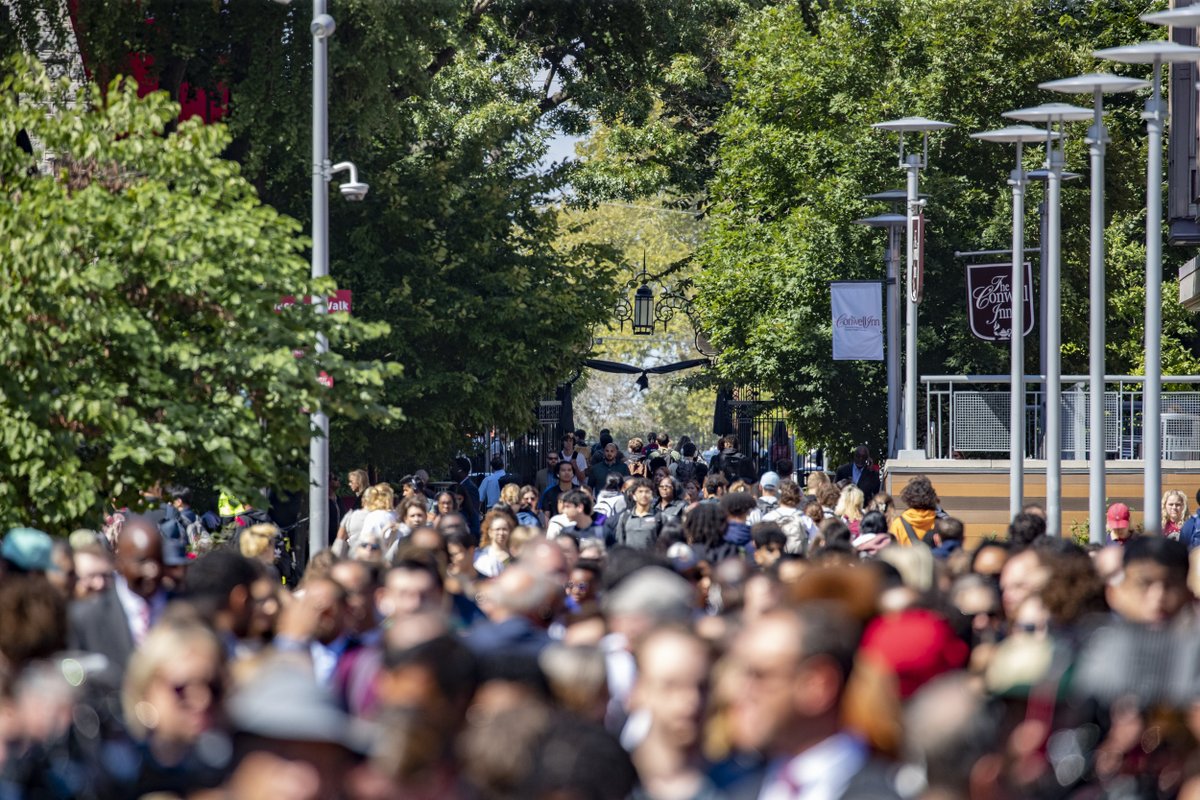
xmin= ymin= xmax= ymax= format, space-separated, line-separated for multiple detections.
xmin=834 ymin=462 xmax=881 ymax=498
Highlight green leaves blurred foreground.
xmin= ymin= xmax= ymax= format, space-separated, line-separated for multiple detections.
xmin=0 ymin=56 xmax=399 ymax=527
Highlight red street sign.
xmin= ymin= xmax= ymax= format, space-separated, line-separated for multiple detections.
xmin=275 ymin=290 xmax=353 ymax=314
xmin=909 ymin=212 xmax=925 ymax=304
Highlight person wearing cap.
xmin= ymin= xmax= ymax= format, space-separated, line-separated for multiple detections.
xmin=748 ymin=471 xmax=781 ymax=525
xmin=1 ymin=527 xmax=55 ymax=576
xmin=1106 ymin=502 xmax=1133 ymax=545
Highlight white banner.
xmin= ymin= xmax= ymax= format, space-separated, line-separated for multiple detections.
xmin=831 ymin=281 xmax=883 ymax=361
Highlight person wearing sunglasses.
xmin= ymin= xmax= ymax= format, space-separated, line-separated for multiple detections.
xmin=120 ymin=612 xmax=229 ymax=794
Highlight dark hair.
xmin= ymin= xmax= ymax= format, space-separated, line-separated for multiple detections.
xmin=935 ymin=516 xmax=965 ymax=543
xmin=704 ymin=473 xmax=728 ymax=496
xmin=752 ymin=522 xmax=787 ymax=550
xmin=648 ymin=456 xmax=668 ymax=474
xmin=573 ymin=558 xmax=603 ymax=580
xmin=899 ymin=475 xmax=938 ymax=511
xmin=819 ymin=518 xmax=852 ymax=547
xmin=1007 ymin=512 xmax=1046 ymax=549
xmin=562 ymin=490 xmax=593 ymax=515
xmin=575 ymin=429 xmax=586 ymax=441
xmin=774 ymin=458 xmax=793 ymax=476
xmin=186 ymin=550 xmax=259 ymax=610
xmin=778 ymin=479 xmax=802 ymax=506
xmin=489 ymin=455 xmax=505 ymax=471
xmin=604 ymin=472 xmax=625 ymax=492
xmin=391 ymin=555 xmax=445 ymax=592
xmin=683 ymin=502 xmax=728 ymax=549
xmin=721 ymin=491 xmax=758 ymax=517
xmin=0 ymin=575 xmax=66 ymax=668
xmin=445 ymin=529 xmax=476 ymax=551
xmin=167 ymin=485 xmax=193 ymax=504
xmin=1124 ymin=535 xmax=1189 ymax=583
xmin=681 ymin=442 xmax=697 ymax=458
xmin=656 ymin=476 xmax=681 ymax=500
xmin=383 ymin=634 xmax=478 ymax=705
xmin=860 ymin=510 xmax=889 ymax=536
xmin=434 ymin=490 xmax=459 ymax=510
xmin=599 ymin=431 xmax=613 ymax=447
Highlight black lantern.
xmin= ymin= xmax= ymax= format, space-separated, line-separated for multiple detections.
xmin=633 ymin=283 xmax=655 ymax=335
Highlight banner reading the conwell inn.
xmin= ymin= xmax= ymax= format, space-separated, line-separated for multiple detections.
xmin=830 ymin=281 xmax=883 ymax=361
xmin=965 ymin=262 xmax=1034 ymax=342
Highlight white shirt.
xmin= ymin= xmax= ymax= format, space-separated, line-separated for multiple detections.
xmin=757 ymin=733 xmax=868 ymax=800
xmin=113 ymin=574 xmax=167 ymax=647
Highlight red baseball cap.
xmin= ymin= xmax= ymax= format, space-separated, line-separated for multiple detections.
xmin=1106 ymin=502 xmax=1131 ymax=529
xmin=858 ymin=608 xmax=969 ymax=700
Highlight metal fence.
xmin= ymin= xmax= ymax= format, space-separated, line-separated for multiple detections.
xmin=463 ymin=401 xmax=565 ymax=486
xmin=725 ymin=386 xmax=813 ymax=477
xmin=923 ymin=375 xmax=1200 ymax=460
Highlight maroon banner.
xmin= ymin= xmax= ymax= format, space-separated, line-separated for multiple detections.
xmin=966 ymin=262 xmax=1034 ymax=342
xmin=275 ymin=289 xmax=352 ymax=315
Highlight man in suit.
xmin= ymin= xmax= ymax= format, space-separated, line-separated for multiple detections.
xmin=727 ymin=604 xmax=901 ymax=800
xmin=835 ymin=445 xmax=881 ymax=499
xmin=68 ymin=516 xmax=167 ymax=684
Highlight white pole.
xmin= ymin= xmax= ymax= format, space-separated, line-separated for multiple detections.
xmin=904 ymin=155 xmax=920 ymax=453
xmin=309 ymin=0 xmax=330 ymax=557
xmin=1045 ymin=132 xmax=1063 ymax=536
xmin=887 ymin=226 xmax=901 ymax=458
xmin=1086 ymin=88 xmax=1107 ymax=545
xmin=1009 ymin=143 xmax=1026 ymax=519
xmin=1144 ymin=61 xmax=1165 ymax=534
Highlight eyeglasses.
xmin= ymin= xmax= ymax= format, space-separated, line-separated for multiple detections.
xmin=168 ymin=678 xmax=222 ymax=705
xmin=565 ymin=581 xmax=590 ymax=591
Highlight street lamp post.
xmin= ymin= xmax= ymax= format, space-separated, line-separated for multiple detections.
xmin=1040 ymin=73 xmax=1150 ymax=544
xmin=971 ymin=125 xmax=1057 ymax=519
xmin=1096 ymin=37 xmax=1200 ymax=534
xmin=1001 ymin=104 xmax=1093 ymax=537
xmin=854 ymin=208 xmax=906 ymax=458
xmin=871 ymin=118 xmax=954 ymax=456
xmin=299 ymin=0 xmax=368 ymax=559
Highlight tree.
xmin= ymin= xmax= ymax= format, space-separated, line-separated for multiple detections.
xmin=693 ymin=0 xmax=1199 ymax=455
xmin=15 ymin=0 xmax=757 ymax=477
xmin=554 ymin=199 xmax=716 ymax=447
xmin=0 ymin=59 xmax=396 ymax=527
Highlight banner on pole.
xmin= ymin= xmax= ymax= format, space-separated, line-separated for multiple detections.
xmin=831 ymin=281 xmax=884 ymax=361
xmin=909 ymin=212 xmax=925 ymax=304
xmin=965 ymin=262 xmax=1034 ymax=341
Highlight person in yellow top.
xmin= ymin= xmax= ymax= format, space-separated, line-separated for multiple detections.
xmin=889 ymin=475 xmax=940 ymax=546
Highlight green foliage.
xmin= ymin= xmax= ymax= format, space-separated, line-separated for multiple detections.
xmin=694 ymin=0 xmax=1196 ymax=455
xmin=36 ymin=0 xmax=743 ymax=477
xmin=555 ymin=200 xmax=716 ymax=446
xmin=0 ymin=57 xmax=396 ymax=527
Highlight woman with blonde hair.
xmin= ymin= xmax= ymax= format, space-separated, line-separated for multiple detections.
xmin=499 ymin=482 xmax=522 ymax=512
xmin=334 ymin=483 xmax=394 ymax=556
xmin=835 ymin=484 xmax=866 ymax=536
xmin=1163 ymin=489 xmax=1188 ymax=539
xmin=238 ymin=523 xmax=278 ymax=567
xmin=805 ymin=469 xmax=831 ymax=496
xmin=121 ymin=611 xmax=227 ymax=791
xmin=475 ymin=507 xmax=518 ymax=577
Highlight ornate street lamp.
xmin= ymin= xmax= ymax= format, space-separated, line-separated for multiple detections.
xmin=633 ymin=282 xmax=655 ymax=336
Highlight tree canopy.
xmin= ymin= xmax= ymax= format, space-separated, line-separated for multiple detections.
xmin=692 ymin=0 xmax=1200 ymax=455
xmin=0 ymin=58 xmax=396 ymax=526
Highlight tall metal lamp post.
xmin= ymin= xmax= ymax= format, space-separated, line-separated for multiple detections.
xmin=284 ymin=0 xmax=369 ymax=557
xmin=1095 ymin=37 xmax=1200 ymax=534
xmin=871 ymin=118 xmax=954 ymax=456
xmin=1039 ymin=73 xmax=1149 ymax=544
xmin=971 ymin=125 xmax=1057 ymax=519
xmin=853 ymin=207 xmax=906 ymax=458
xmin=999 ymin=104 xmax=1092 ymax=537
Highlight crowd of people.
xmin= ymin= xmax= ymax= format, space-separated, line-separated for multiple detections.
xmin=3 ymin=430 xmax=1200 ymax=799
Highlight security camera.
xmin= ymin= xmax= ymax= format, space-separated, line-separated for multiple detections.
xmin=339 ymin=181 xmax=369 ymax=201
xmin=329 ymin=161 xmax=368 ymax=201
xmin=311 ymin=13 xmax=336 ymax=38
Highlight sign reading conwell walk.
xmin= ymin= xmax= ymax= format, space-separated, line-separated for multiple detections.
xmin=966 ymin=262 xmax=1034 ymax=342
xmin=830 ymin=281 xmax=883 ymax=361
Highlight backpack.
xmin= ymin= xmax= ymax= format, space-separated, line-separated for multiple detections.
xmin=768 ymin=507 xmax=808 ymax=555
xmin=722 ymin=451 xmax=756 ymax=484
xmin=675 ymin=459 xmax=698 ymax=485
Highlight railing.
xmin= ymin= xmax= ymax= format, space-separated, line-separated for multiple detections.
xmin=921 ymin=375 xmax=1200 ymax=461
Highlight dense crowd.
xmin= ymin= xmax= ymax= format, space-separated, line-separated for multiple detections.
xmin=3 ymin=430 xmax=1200 ymax=800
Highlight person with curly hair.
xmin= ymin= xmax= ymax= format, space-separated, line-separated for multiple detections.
xmin=890 ymin=475 xmax=940 ymax=547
